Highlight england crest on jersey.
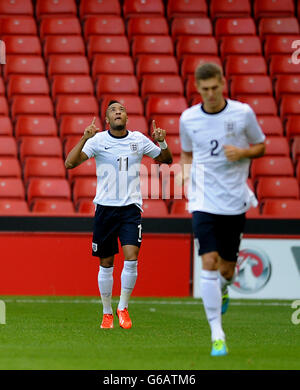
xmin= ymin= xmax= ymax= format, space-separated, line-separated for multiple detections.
xmin=130 ymin=143 xmax=138 ymax=152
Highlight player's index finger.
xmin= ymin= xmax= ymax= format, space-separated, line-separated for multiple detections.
xmin=91 ymin=116 xmax=96 ymax=126
xmin=152 ymin=120 xmax=157 ymax=131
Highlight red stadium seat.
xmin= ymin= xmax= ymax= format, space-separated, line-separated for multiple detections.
xmin=0 ymin=78 xmax=5 ymax=95
xmin=262 ymin=199 xmax=300 ymax=218
xmin=176 ymin=36 xmax=218 ymax=60
xmin=0 ymin=15 xmax=37 ymax=35
xmin=210 ymin=0 xmax=251 ymax=21
xmin=140 ymin=156 xmax=160 ymax=178
xmin=83 ymin=16 xmax=125 ymax=40
xmin=145 ymin=96 xmax=188 ymax=120
xmin=165 ymin=135 xmax=181 ymax=155
xmin=0 ymin=97 xmax=9 ymax=116
xmin=292 ymin=137 xmax=300 ymax=163
xmin=72 ymin=177 xmax=97 ymax=205
xmin=246 ymin=206 xmax=261 ymax=218
xmin=170 ymin=199 xmax=190 ymax=217
xmin=40 ymin=17 xmax=82 ymax=40
xmin=63 ymin=136 xmax=81 ymax=157
xmin=0 ymin=200 xmax=29 ymax=215
xmin=36 ymin=0 xmax=77 ymax=20
xmin=140 ymin=175 xmax=161 ymax=199
xmin=264 ymin=136 xmax=289 ymax=156
xmin=3 ymin=35 xmax=41 ymax=56
xmin=95 ymin=75 xmax=139 ymax=99
xmin=257 ymin=116 xmax=283 ymax=137
xmin=15 ymin=116 xmax=58 ymax=138
xmin=11 ymin=96 xmax=53 ymax=120
xmin=77 ymin=199 xmax=95 ymax=214
xmin=23 ymin=157 xmax=66 ymax=184
xmin=0 ymin=0 xmax=33 ymax=16
xmin=32 ymin=199 xmax=75 ymax=214
xmin=181 ymin=55 xmax=222 ymax=81
xmin=258 ymin=18 xmax=300 ymax=40
xmin=126 ymin=115 xmax=148 ymax=134
xmin=67 ymin=158 xmax=96 ymax=183
xmin=79 ymin=0 xmax=121 ymax=20
xmin=142 ymin=199 xmax=169 ymax=217
xmin=238 ymin=96 xmax=277 ymax=116
xmin=274 ymin=75 xmax=300 ymax=103
xmin=171 ymin=18 xmax=213 ymax=41
xmin=123 ymin=0 xmax=164 ymax=20
xmin=215 ymin=18 xmax=256 ymax=40
xmin=136 ymin=55 xmax=178 ymax=81
xmin=131 ymin=35 xmax=174 ymax=58
xmin=150 ymin=115 xmax=180 ymax=135
xmin=47 ymin=55 xmax=89 ymax=79
xmin=280 ymin=96 xmax=300 ymax=121
xmin=220 ymin=36 xmax=262 ymax=61
xmin=0 ymin=137 xmax=17 ymax=157
xmin=0 ymin=157 xmax=21 ymax=177
xmin=141 ymin=75 xmax=184 ymax=100
xmin=0 ymin=178 xmax=25 ymax=199
xmin=0 ymin=117 xmax=13 ymax=136
xmin=297 ymin=160 xmax=300 ymax=184
xmin=3 ymin=55 xmax=46 ymax=80
xmin=256 ymin=177 xmax=299 ymax=202
xmin=44 ymin=36 xmax=85 ymax=58
xmin=60 ymin=116 xmax=101 ymax=140
xmin=254 ymin=0 xmax=295 ymax=20
xmin=251 ymin=156 xmax=294 ymax=182
xmin=92 ymin=55 xmax=134 ymax=80
xmin=7 ymin=75 xmax=50 ymax=101
xmin=27 ymin=178 xmax=71 ymax=205
xmin=51 ymin=75 xmax=94 ymax=100
xmin=19 ymin=136 xmax=63 ymax=162
xmin=100 ymin=95 xmax=144 ymax=118
xmin=167 ymin=0 xmax=207 ymax=19
xmin=230 ymin=75 xmax=272 ymax=99
xmin=127 ymin=17 xmax=169 ymax=42
xmin=87 ymin=35 xmax=129 ymax=60
xmin=225 ymin=55 xmax=267 ymax=77
xmin=55 ymin=96 xmax=98 ymax=120
xmin=264 ymin=35 xmax=300 ymax=61
xmin=269 ymin=55 xmax=300 ymax=78
xmin=285 ymin=116 xmax=300 ymax=141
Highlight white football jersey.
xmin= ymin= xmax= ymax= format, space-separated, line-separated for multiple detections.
xmin=180 ymin=99 xmax=265 ymax=215
xmin=82 ymin=130 xmax=161 ymax=208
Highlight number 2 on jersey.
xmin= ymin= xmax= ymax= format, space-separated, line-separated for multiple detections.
xmin=210 ymin=139 xmax=220 ymax=156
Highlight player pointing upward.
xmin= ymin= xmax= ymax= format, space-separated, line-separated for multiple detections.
xmin=178 ymin=63 xmax=265 ymax=356
xmin=65 ymin=100 xmax=172 ymax=329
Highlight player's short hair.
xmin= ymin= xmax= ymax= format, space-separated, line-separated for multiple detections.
xmin=195 ymin=62 xmax=223 ymax=82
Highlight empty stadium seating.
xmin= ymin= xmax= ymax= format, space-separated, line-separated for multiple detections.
xmin=0 ymin=0 xmax=298 ymax=218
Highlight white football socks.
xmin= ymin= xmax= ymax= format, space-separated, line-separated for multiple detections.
xmin=98 ymin=266 xmax=114 ymax=315
xmin=118 ymin=260 xmax=138 ymax=311
xmin=200 ymin=270 xmax=225 ymax=342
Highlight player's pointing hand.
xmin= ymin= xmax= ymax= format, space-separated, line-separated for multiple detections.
xmin=151 ymin=120 xmax=166 ymax=142
xmin=83 ymin=117 xmax=100 ymax=140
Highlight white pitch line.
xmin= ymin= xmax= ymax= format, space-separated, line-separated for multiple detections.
xmin=0 ymin=298 xmax=294 ymax=307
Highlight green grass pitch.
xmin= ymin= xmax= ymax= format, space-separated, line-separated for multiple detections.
xmin=0 ymin=296 xmax=299 ymax=370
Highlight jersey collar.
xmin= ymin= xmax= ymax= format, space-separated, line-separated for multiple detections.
xmin=108 ymin=130 xmax=129 ymax=139
xmin=201 ymin=99 xmax=228 ymax=115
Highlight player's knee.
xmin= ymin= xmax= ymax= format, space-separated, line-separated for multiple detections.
xmin=201 ymin=252 xmax=219 ymax=270
xmin=100 ymin=256 xmax=114 ymax=268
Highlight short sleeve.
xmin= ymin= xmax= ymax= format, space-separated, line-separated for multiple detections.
xmin=179 ymin=114 xmax=193 ymax=152
xmin=245 ymin=105 xmax=266 ymax=144
xmin=82 ymin=135 xmax=98 ymax=158
xmin=142 ymin=134 xmax=161 ymax=158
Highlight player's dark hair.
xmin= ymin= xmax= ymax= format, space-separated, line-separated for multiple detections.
xmin=195 ymin=63 xmax=223 ymax=81
xmin=107 ymin=100 xmax=120 ymax=107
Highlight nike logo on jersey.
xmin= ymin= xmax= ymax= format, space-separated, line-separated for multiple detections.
xmin=104 ymin=146 xmax=112 ymax=149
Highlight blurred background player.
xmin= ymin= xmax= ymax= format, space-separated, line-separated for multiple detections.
xmin=65 ymin=100 xmax=172 ymax=329
xmin=178 ymin=63 xmax=265 ymax=356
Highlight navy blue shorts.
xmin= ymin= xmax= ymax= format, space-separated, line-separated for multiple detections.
xmin=192 ymin=211 xmax=246 ymax=262
xmin=92 ymin=204 xmax=142 ymax=258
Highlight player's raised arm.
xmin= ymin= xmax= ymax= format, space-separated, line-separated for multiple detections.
xmin=65 ymin=117 xmax=99 ymax=169
xmin=152 ymin=120 xmax=173 ymax=164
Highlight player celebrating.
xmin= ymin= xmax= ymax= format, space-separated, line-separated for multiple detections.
xmin=178 ymin=63 xmax=265 ymax=356
xmin=65 ymin=100 xmax=172 ymax=329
